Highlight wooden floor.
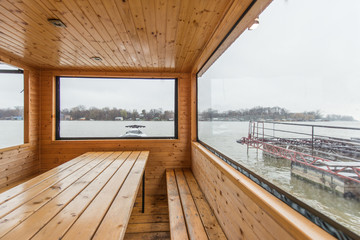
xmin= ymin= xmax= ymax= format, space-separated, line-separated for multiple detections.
xmin=125 ymin=195 xmax=170 ymax=240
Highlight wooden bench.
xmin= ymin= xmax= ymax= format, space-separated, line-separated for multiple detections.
xmin=0 ymin=151 xmax=149 ymax=240
xmin=166 ymin=168 xmax=227 ymax=240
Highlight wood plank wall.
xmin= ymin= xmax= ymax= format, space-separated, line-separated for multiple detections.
xmin=191 ymin=142 xmax=335 ymax=240
xmin=0 ymin=0 xmax=233 ymax=72
xmin=0 ymin=54 xmax=40 ymax=188
xmin=39 ymin=71 xmax=191 ymax=195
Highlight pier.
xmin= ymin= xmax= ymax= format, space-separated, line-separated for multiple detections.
xmin=238 ymin=121 xmax=360 ymax=199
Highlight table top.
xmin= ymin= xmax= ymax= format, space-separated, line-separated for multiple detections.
xmin=0 ymin=151 xmax=149 ymax=240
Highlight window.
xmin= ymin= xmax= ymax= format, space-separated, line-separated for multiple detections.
xmin=0 ymin=62 xmax=24 ymax=149
xmin=198 ymin=0 xmax=360 ymax=238
xmin=56 ymin=77 xmax=177 ymax=139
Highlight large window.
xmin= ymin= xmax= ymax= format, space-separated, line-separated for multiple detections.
xmin=56 ymin=77 xmax=177 ymax=139
xmin=0 ymin=62 xmax=24 ymax=149
xmin=198 ymin=0 xmax=360 ymax=238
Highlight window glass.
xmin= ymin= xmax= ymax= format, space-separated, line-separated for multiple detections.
xmin=198 ymin=0 xmax=360 ymax=236
xmin=57 ymin=77 xmax=176 ymax=139
xmin=0 ymin=63 xmax=24 ymax=148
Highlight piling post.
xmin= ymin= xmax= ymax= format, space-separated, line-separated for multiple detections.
xmin=312 ymin=126 xmax=314 ymax=156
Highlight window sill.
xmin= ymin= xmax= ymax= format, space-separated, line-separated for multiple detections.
xmin=0 ymin=143 xmax=30 ymax=153
xmin=51 ymin=138 xmax=181 ymax=144
xmin=191 ymin=141 xmax=335 ymax=240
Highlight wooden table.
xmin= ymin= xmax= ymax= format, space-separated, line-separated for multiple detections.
xmin=0 ymin=151 xmax=149 ymax=240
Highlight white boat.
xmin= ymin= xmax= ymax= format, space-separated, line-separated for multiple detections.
xmin=121 ymin=125 xmax=147 ymax=138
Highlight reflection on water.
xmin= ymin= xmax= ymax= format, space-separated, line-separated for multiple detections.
xmin=60 ymin=121 xmax=175 ymax=138
xmin=199 ymin=121 xmax=360 ymax=236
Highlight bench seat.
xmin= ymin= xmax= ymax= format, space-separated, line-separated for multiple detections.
xmin=166 ymin=168 xmax=227 ymax=240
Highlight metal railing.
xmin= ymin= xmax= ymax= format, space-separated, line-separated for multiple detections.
xmin=246 ymin=121 xmax=360 ymax=162
xmin=239 ymin=121 xmax=360 ymax=184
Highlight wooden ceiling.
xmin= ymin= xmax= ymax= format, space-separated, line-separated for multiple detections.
xmin=0 ymin=0 xmax=253 ymax=72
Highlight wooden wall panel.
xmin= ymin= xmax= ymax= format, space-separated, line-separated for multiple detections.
xmin=0 ymin=54 xmax=40 ymax=188
xmin=191 ymin=142 xmax=335 ymax=240
xmin=39 ymin=71 xmax=191 ymax=195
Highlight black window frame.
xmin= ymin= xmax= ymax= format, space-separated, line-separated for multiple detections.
xmin=55 ymin=76 xmax=178 ymax=140
xmin=0 ymin=67 xmax=26 ymax=149
xmin=195 ymin=2 xmax=358 ymax=240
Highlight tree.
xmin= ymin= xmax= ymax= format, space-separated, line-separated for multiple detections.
xmin=141 ymin=109 xmax=147 ymax=120
xmin=132 ymin=109 xmax=139 ymax=120
xmin=120 ymin=109 xmax=127 ymax=119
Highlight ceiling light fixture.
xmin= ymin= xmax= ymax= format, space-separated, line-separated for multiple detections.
xmin=91 ymin=56 xmax=102 ymax=61
xmin=248 ymin=17 xmax=259 ymax=30
xmin=48 ymin=18 xmax=67 ymax=28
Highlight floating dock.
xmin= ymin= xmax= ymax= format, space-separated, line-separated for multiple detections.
xmin=291 ymin=161 xmax=360 ymax=198
xmin=239 ymin=121 xmax=360 ymax=200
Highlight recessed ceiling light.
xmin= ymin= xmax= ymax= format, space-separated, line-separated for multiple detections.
xmin=91 ymin=56 xmax=102 ymax=61
xmin=48 ymin=18 xmax=67 ymax=28
xmin=248 ymin=17 xmax=259 ymax=31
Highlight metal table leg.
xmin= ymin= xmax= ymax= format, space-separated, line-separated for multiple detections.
xmin=142 ymin=172 xmax=145 ymax=213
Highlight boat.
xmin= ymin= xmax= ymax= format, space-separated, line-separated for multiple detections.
xmin=121 ymin=125 xmax=147 ymax=138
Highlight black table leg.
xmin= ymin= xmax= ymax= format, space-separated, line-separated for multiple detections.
xmin=142 ymin=172 xmax=145 ymax=213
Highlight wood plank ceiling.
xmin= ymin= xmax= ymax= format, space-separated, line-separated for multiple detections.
xmin=0 ymin=0 xmax=252 ymax=72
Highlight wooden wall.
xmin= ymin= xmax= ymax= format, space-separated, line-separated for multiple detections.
xmin=39 ymin=71 xmax=191 ymax=195
xmin=191 ymin=142 xmax=335 ymax=240
xmin=0 ymin=54 xmax=40 ymax=188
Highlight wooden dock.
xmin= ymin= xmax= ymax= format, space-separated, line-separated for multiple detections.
xmin=291 ymin=162 xmax=360 ymax=199
xmin=241 ymin=134 xmax=360 ymax=200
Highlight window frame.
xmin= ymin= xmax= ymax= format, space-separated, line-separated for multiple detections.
xmin=0 ymin=65 xmax=29 ymax=152
xmin=195 ymin=2 xmax=359 ymax=240
xmin=55 ymin=76 xmax=178 ymax=140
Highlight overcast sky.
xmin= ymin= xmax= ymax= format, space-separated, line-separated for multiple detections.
xmin=0 ymin=73 xmax=23 ymax=109
xmin=199 ymin=0 xmax=360 ymax=120
xmin=60 ymin=78 xmax=175 ymax=111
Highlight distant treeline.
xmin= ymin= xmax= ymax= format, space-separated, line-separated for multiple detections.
xmin=0 ymin=106 xmax=23 ymax=119
xmin=199 ymin=106 xmax=355 ymax=121
xmin=60 ymin=105 xmax=174 ymax=121
xmin=0 ymin=106 xmax=355 ymax=122
xmin=325 ymin=114 xmax=355 ymax=121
